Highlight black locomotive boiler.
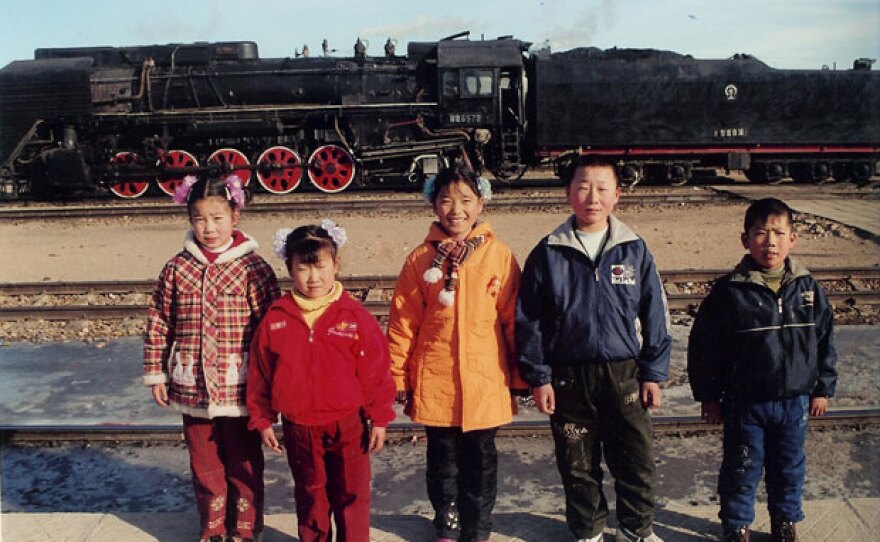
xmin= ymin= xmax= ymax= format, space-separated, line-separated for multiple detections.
xmin=0 ymin=32 xmax=877 ymax=199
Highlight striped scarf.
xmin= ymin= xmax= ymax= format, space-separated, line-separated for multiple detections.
xmin=423 ymin=235 xmax=486 ymax=306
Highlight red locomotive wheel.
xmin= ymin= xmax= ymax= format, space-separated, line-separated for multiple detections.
xmin=256 ymin=146 xmax=302 ymax=194
xmin=109 ymin=152 xmax=150 ymax=198
xmin=207 ymin=148 xmax=252 ymax=186
xmin=308 ymin=144 xmax=356 ymax=193
xmin=156 ymin=150 xmax=199 ymax=197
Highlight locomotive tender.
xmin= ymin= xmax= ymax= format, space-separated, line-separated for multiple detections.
xmin=0 ymin=32 xmax=877 ymax=199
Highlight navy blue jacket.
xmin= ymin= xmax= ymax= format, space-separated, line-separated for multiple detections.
xmin=687 ymin=255 xmax=837 ymax=402
xmin=515 ymin=215 xmax=671 ymax=387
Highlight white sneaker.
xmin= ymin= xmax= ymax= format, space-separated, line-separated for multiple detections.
xmin=615 ymin=527 xmax=664 ymax=542
xmin=577 ymin=534 xmax=603 ymax=542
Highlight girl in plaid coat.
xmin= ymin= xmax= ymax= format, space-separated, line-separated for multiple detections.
xmin=144 ymin=175 xmax=280 ymax=542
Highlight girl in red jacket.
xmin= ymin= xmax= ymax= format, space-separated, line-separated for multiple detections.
xmin=144 ymin=175 xmax=280 ymax=542
xmin=247 ymin=220 xmax=396 ymax=542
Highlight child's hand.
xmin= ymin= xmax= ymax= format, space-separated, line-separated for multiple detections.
xmin=701 ymin=400 xmax=722 ymax=423
xmin=533 ymin=384 xmax=555 ymax=415
xmin=368 ymin=426 xmax=386 ymax=454
xmin=260 ymin=427 xmax=284 ymax=454
xmin=810 ymin=396 xmax=829 ymax=417
xmin=151 ymin=384 xmax=169 ymax=407
xmin=640 ymin=381 xmax=662 ymax=410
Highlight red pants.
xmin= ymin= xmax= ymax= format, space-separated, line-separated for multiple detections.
xmin=282 ymin=410 xmax=372 ymax=542
xmin=183 ymin=415 xmax=265 ymax=539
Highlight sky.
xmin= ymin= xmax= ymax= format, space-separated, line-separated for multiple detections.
xmin=1 ymin=0 xmax=878 ymax=70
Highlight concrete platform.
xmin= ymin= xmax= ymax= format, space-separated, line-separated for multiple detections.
xmin=709 ymin=185 xmax=880 ymax=237
xmin=3 ymin=498 xmax=878 ymax=541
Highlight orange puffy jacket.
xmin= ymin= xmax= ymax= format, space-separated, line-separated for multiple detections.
xmin=387 ymin=221 xmax=525 ymax=432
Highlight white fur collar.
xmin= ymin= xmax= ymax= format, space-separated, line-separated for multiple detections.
xmin=184 ymin=230 xmax=258 ymax=264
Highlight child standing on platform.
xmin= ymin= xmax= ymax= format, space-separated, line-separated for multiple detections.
xmin=247 ymin=221 xmax=395 ymax=542
xmin=516 ymin=157 xmax=670 ymax=542
xmin=144 ymin=175 xmax=280 ymax=542
xmin=688 ymin=198 xmax=837 ymax=542
xmin=386 ymin=164 xmax=525 ymax=542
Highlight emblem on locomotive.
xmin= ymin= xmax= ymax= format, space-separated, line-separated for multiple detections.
xmin=724 ymin=84 xmax=738 ymax=101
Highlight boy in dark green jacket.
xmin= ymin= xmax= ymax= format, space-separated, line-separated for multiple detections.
xmin=688 ymin=198 xmax=837 ymax=542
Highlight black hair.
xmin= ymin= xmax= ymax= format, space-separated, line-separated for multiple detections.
xmin=743 ymin=198 xmax=795 ymax=232
xmin=185 ymin=176 xmax=251 ymax=215
xmin=427 ymin=162 xmax=482 ymax=204
xmin=283 ymin=225 xmax=339 ymax=268
xmin=559 ymin=156 xmax=621 ymax=187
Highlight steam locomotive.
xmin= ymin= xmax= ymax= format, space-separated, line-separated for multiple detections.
xmin=0 ymin=32 xmax=877 ymax=199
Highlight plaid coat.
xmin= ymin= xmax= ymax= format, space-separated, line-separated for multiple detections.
xmin=144 ymin=230 xmax=280 ymax=418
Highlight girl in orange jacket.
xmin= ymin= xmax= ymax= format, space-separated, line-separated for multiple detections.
xmin=386 ymin=163 xmax=524 ymax=542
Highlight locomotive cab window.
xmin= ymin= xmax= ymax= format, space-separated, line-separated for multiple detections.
xmin=461 ymin=69 xmax=494 ymax=98
xmin=442 ymin=71 xmax=459 ymax=97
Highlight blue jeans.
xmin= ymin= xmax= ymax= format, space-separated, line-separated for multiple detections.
xmin=719 ymin=395 xmax=809 ymax=528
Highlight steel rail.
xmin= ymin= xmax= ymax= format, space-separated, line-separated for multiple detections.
xmin=2 ymin=268 xmax=878 ymax=320
xmin=2 ymin=268 xmax=877 ymax=296
xmin=0 ymin=190 xmax=726 ymax=220
xmin=3 ymin=409 xmax=878 ymax=445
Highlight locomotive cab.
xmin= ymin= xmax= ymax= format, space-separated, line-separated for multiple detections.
xmin=436 ymin=38 xmax=529 ymax=179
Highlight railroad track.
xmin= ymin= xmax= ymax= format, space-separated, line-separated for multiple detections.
xmin=3 ymin=408 xmax=878 ymax=445
xmin=0 ymin=189 xmax=729 ymax=220
xmin=1 ymin=268 xmax=878 ymax=321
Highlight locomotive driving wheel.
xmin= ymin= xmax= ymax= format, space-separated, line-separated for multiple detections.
xmin=207 ymin=148 xmax=252 ymax=186
xmin=256 ymin=146 xmax=302 ymax=194
xmin=109 ymin=152 xmax=150 ymax=198
xmin=156 ymin=150 xmax=199 ymax=197
xmin=308 ymin=144 xmax=356 ymax=193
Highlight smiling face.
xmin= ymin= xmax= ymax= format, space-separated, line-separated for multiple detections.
xmin=189 ymin=196 xmax=239 ymax=250
xmin=433 ymin=179 xmax=484 ymax=241
xmin=741 ymin=213 xmax=797 ymax=270
xmin=566 ymin=164 xmax=621 ymax=232
xmin=290 ymin=248 xmax=339 ymax=299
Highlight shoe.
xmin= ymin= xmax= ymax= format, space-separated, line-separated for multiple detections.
xmin=577 ymin=534 xmax=603 ymax=542
xmin=771 ymin=520 xmax=797 ymax=542
xmin=722 ymin=525 xmax=750 ymax=542
xmin=615 ymin=527 xmax=663 ymax=542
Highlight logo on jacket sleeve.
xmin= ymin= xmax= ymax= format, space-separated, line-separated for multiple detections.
xmin=610 ymin=264 xmax=636 ymax=285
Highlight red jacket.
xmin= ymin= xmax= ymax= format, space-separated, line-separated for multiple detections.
xmin=247 ymin=291 xmax=396 ymax=431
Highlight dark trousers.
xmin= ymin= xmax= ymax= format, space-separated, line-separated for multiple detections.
xmin=425 ymin=425 xmax=499 ymax=541
xmin=549 ymin=360 xmax=656 ymax=539
xmin=282 ymin=410 xmax=372 ymax=542
xmin=182 ymin=415 xmax=265 ymax=540
xmin=719 ymin=395 xmax=809 ymax=529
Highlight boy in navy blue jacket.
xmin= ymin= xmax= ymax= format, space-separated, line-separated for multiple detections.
xmin=516 ymin=157 xmax=671 ymax=542
xmin=688 ymin=198 xmax=837 ymax=542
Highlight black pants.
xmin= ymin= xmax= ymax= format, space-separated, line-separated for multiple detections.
xmin=550 ymin=360 xmax=656 ymax=539
xmin=425 ymin=426 xmax=499 ymax=541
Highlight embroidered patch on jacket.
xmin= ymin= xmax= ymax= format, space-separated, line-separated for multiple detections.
xmin=269 ymin=320 xmax=287 ymax=331
xmin=327 ymin=321 xmax=358 ymax=339
xmin=610 ymin=264 xmax=636 ymax=285
xmin=801 ymin=291 xmax=815 ymax=306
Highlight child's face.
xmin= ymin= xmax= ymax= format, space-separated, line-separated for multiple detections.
xmin=289 ymin=248 xmax=339 ymax=299
xmin=566 ymin=165 xmax=621 ymax=232
xmin=433 ymin=180 xmax=484 ymax=241
xmin=741 ymin=213 xmax=797 ymax=270
xmin=189 ymin=196 xmax=239 ymax=250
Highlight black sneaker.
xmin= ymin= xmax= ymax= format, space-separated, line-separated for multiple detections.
xmin=722 ymin=525 xmax=749 ymax=542
xmin=771 ymin=520 xmax=797 ymax=542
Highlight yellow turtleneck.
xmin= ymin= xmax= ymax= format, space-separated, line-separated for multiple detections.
xmin=292 ymin=281 xmax=344 ymax=328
